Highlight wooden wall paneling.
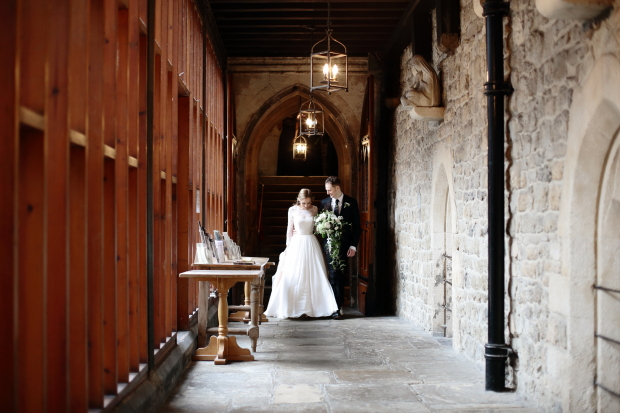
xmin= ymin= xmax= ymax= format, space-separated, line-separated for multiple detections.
xmin=45 ymin=0 xmax=70 ymax=409
xmin=1 ymin=0 xmax=16 ymax=409
xmin=139 ymin=0 xmax=147 ymax=32
xmin=19 ymin=0 xmax=46 ymax=113
xmin=68 ymin=0 xmax=88 ymax=134
xmin=69 ymin=145 xmax=88 ymax=412
xmin=87 ymin=0 xmax=106 ymax=406
xmin=158 ymin=0 xmax=168 ymax=346
xmin=138 ymin=32 xmax=149 ymax=364
xmin=192 ymin=102 xmax=200 ymax=312
xmin=165 ymin=0 xmax=174 ymax=339
xmin=127 ymin=0 xmax=141 ymax=372
xmin=153 ymin=53 xmax=163 ymax=348
xmin=128 ymin=0 xmax=140 ymax=158
xmin=170 ymin=0 xmax=180 ymax=334
xmin=116 ymin=7 xmax=130 ymax=384
xmin=177 ymin=96 xmax=190 ymax=329
xmin=17 ymin=126 xmax=45 ymax=412
xmin=103 ymin=156 xmax=117 ymax=396
xmin=165 ymin=69 xmax=173 ymax=339
xmin=102 ymin=0 xmax=119 ymax=395
xmin=207 ymin=122 xmax=212 ymax=232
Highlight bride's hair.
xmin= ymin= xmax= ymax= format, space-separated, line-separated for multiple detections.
xmin=295 ymin=188 xmax=314 ymax=206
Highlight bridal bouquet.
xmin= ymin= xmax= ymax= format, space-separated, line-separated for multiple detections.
xmin=314 ymin=210 xmax=350 ymax=272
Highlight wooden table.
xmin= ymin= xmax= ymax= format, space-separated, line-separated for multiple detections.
xmin=179 ymin=269 xmax=263 ymax=364
xmin=192 ymin=258 xmax=275 ymax=323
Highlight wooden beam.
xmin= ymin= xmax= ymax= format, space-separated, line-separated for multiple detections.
xmin=381 ymin=0 xmax=423 ymax=59
xmin=19 ymin=106 xmax=45 ymax=130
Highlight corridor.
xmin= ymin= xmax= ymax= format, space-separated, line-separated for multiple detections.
xmin=161 ymin=316 xmax=537 ymax=413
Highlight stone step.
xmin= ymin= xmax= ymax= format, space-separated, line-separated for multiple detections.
xmin=258 ymin=175 xmax=327 ymax=185
xmin=261 ymin=183 xmax=327 ymax=193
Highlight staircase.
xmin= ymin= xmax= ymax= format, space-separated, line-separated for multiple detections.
xmin=258 ymin=176 xmax=328 ymax=304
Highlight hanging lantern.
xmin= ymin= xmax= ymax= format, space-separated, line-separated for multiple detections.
xmin=299 ymin=96 xmax=324 ymax=136
xmin=310 ymin=0 xmax=348 ymax=94
xmin=293 ymin=135 xmax=307 ymax=160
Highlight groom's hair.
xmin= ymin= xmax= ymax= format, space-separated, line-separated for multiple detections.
xmin=325 ymin=176 xmax=341 ymax=187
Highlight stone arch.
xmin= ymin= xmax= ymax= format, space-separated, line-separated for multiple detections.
xmin=596 ymin=131 xmax=620 ymax=412
xmin=430 ymin=145 xmax=457 ymax=338
xmin=559 ymin=55 xmax=620 ymax=412
xmin=236 ymin=84 xmax=357 ymax=254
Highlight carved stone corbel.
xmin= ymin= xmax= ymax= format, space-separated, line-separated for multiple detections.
xmin=536 ymin=0 xmax=612 ymax=20
xmin=400 ymin=55 xmax=445 ymax=122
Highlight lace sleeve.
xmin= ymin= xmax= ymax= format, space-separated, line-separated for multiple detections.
xmin=286 ymin=206 xmax=295 ymax=245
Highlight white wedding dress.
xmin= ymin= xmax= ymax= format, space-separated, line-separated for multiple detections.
xmin=264 ymin=205 xmax=338 ymax=318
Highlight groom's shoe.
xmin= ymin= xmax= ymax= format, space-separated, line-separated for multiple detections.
xmin=330 ymin=311 xmax=341 ymax=320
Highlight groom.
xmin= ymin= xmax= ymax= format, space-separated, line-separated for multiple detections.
xmin=321 ymin=176 xmax=361 ymax=319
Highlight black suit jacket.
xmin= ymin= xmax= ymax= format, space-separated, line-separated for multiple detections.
xmin=320 ymin=194 xmax=361 ymax=253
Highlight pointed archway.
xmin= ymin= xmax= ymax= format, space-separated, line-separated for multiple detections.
xmin=236 ymin=84 xmax=358 ymax=255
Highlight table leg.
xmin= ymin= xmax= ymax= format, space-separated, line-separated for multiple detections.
xmin=197 ymin=281 xmax=209 ymax=348
xmin=259 ymin=275 xmax=268 ymax=324
xmin=249 ymin=278 xmax=260 ymax=352
xmin=228 ymin=281 xmax=251 ymax=322
xmin=194 ymin=279 xmax=254 ymax=364
xmin=242 ymin=281 xmax=251 ymax=323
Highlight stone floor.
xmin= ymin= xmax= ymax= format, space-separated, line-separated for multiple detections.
xmin=160 ymin=314 xmax=539 ymax=413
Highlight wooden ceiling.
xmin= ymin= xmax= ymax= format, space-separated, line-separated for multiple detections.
xmin=205 ymin=0 xmax=421 ymax=58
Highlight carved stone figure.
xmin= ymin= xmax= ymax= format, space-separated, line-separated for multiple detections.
xmin=401 ymin=55 xmax=441 ymax=108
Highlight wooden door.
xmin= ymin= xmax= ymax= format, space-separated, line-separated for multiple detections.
xmin=357 ymin=76 xmax=375 ymax=315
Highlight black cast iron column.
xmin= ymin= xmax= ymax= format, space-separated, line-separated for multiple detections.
xmin=483 ymin=0 xmax=512 ymax=392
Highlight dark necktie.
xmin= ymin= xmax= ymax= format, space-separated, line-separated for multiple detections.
xmin=335 ymin=199 xmax=339 ymax=214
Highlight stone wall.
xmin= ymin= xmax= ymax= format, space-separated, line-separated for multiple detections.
xmin=388 ymin=0 xmax=620 ymax=411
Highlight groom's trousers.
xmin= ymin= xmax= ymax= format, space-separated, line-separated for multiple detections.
xmin=326 ymin=254 xmax=347 ymax=310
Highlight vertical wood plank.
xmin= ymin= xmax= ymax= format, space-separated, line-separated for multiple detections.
xmin=67 ymin=0 xmax=90 ymax=400
xmin=176 ymin=96 xmax=190 ymax=329
xmin=17 ymin=128 xmax=45 ymax=413
xmin=19 ymin=0 xmax=46 ymax=113
xmin=68 ymin=0 xmax=89 ymax=134
xmin=87 ymin=0 xmax=105 ymax=406
xmin=127 ymin=0 xmax=141 ymax=372
xmin=102 ymin=0 xmax=118 ymax=395
xmin=165 ymin=70 xmax=174 ymax=338
xmin=68 ymin=146 xmax=88 ymax=412
xmin=103 ymin=157 xmax=117 ymax=395
xmin=138 ymin=32 xmax=149 ymax=364
xmin=45 ymin=0 xmax=70 ymax=409
xmin=153 ymin=54 xmax=163 ymax=347
xmin=170 ymin=0 xmax=179 ymax=334
xmin=116 ymin=7 xmax=130 ymax=384
xmin=0 ymin=0 xmax=17 ymax=409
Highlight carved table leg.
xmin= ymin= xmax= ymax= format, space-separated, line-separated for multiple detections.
xmin=229 ymin=281 xmax=250 ymax=322
xmin=242 ymin=281 xmax=251 ymax=323
xmin=249 ymin=278 xmax=261 ymax=352
xmin=197 ymin=281 xmax=210 ymax=348
xmin=194 ymin=279 xmax=254 ymax=364
xmin=259 ymin=275 xmax=268 ymax=324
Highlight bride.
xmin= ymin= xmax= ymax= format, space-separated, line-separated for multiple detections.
xmin=264 ymin=188 xmax=338 ymax=318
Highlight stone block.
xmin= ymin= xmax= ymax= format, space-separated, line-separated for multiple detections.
xmin=548 ymin=273 xmax=569 ymax=316
xmin=274 ymin=384 xmax=322 ymax=404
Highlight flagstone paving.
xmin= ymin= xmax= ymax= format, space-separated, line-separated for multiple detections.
xmin=160 ymin=315 xmax=539 ymax=413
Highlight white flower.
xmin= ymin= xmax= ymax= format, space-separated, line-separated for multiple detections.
xmin=325 ymin=223 xmax=331 ymax=229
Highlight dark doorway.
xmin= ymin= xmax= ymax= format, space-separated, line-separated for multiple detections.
xmin=276 ymin=115 xmax=339 ymax=176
